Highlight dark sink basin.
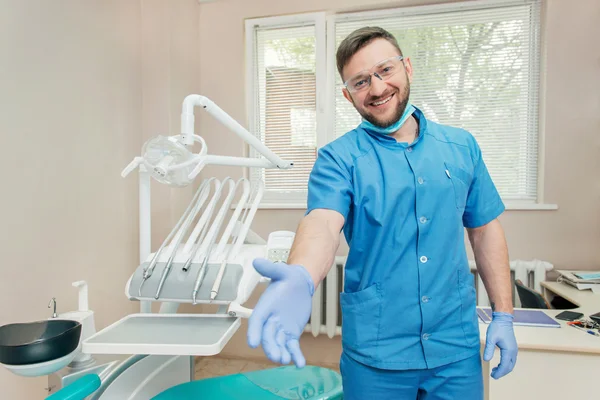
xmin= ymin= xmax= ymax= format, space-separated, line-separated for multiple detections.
xmin=0 ymin=319 xmax=81 ymax=365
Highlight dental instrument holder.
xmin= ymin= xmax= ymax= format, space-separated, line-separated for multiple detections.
xmin=126 ymin=258 xmax=245 ymax=304
xmin=120 ymin=95 xmax=290 ymax=312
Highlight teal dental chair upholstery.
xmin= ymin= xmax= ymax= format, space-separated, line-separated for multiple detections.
xmin=46 ymin=365 xmax=343 ymax=400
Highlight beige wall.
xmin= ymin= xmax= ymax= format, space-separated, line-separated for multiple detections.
xmin=141 ymin=0 xmax=201 ymax=252
xmin=197 ymin=0 xmax=600 ymax=365
xmin=0 ymin=0 xmax=200 ymax=398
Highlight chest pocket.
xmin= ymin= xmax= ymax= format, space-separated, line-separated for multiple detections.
xmin=444 ymin=161 xmax=472 ymax=212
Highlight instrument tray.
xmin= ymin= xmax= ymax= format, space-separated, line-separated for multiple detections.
xmin=83 ymin=314 xmax=240 ymax=356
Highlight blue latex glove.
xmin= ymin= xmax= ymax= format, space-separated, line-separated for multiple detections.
xmin=483 ymin=311 xmax=518 ymax=379
xmin=247 ymin=258 xmax=315 ymax=368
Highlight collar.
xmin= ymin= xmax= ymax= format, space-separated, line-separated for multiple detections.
xmin=358 ymin=106 xmax=428 ymax=149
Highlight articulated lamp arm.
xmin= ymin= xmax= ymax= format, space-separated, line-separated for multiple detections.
xmin=180 ymin=94 xmax=294 ymax=169
xmin=122 ymin=94 xmax=293 ymax=183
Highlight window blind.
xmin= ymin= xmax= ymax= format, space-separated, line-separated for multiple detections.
xmin=248 ymin=22 xmax=319 ymax=197
xmin=333 ymin=0 xmax=541 ymax=202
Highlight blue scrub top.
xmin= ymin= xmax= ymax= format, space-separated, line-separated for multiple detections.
xmin=306 ymin=107 xmax=504 ymax=371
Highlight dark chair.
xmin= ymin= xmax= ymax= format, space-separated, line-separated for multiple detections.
xmin=515 ymin=279 xmax=551 ymax=309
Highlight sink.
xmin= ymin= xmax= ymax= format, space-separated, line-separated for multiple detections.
xmin=0 ymin=319 xmax=82 ymax=377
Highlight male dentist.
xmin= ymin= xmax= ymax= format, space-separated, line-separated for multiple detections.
xmin=248 ymin=26 xmax=517 ymax=399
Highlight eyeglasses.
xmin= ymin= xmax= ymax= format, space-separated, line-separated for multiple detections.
xmin=343 ymin=55 xmax=405 ymax=93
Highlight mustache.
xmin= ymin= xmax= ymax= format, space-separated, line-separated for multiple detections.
xmin=366 ymin=91 xmax=396 ymax=104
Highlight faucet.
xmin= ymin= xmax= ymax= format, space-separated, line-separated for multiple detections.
xmin=48 ymin=297 xmax=57 ymax=318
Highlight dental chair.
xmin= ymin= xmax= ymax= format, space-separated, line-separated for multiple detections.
xmin=0 ymin=94 xmax=343 ymax=400
xmin=40 ymin=366 xmax=343 ymax=400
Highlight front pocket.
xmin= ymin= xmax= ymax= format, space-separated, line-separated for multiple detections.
xmin=339 ymin=283 xmax=382 ymax=356
xmin=444 ymin=162 xmax=471 ymax=211
xmin=457 ymin=268 xmax=479 ymax=346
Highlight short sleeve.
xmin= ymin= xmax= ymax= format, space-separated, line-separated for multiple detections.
xmin=306 ymin=146 xmax=353 ymax=221
xmin=463 ymin=139 xmax=505 ymax=228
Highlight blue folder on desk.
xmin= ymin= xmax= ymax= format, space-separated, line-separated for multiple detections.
xmin=477 ymin=307 xmax=560 ymax=328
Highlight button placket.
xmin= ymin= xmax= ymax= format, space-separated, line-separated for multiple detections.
xmin=412 ymin=154 xmax=433 ymax=354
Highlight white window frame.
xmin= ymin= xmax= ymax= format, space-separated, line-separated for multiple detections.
xmin=245 ymin=0 xmax=557 ymax=210
xmin=244 ymin=12 xmax=327 ymax=208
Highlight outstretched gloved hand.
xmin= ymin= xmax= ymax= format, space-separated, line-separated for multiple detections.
xmin=483 ymin=311 xmax=518 ymax=379
xmin=247 ymin=258 xmax=315 ymax=368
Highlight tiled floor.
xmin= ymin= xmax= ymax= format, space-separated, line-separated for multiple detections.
xmin=194 ymin=356 xmax=339 ymax=380
xmin=195 ymin=356 xmax=273 ymax=379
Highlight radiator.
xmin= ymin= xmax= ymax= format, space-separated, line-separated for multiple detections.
xmin=470 ymin=259 xmax=554 ymax=308
xmin=304 ymin=257 xmax=554 ymax=338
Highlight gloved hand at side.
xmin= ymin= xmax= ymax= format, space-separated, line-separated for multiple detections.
xmin=247 ymin=258 xmax=315 ymax=368
xmin=483 ymin=311 xmax=518 ymax=379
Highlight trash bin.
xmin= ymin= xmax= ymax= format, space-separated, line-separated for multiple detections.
xmin=152 ymin=365 xmax=343 ymax=399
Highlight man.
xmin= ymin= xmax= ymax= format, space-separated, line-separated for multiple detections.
xmin=247 ymin=26 xmax=517 ymax=399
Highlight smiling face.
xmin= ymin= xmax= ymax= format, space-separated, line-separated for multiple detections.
xmin=341 ymin=38 xmax=413 ymax=128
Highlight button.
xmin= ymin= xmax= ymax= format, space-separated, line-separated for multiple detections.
xmin=417 ymin=177 xmax=424 ymax=184
xmin=419 ymin=216 xmax=427 ymax=224
xmin=422 ymin=333 xmax=431 ymax=340
xmin=407 ymin=147 xmax=412 ymax=152
xmin=422 ymin=296 xmax=430 ymax=303
xmin=420 ymin=256 xmax=428 ymax=263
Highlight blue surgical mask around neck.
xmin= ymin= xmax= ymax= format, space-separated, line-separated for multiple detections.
xmin=360 ymin=103 xmax=416 ymax=135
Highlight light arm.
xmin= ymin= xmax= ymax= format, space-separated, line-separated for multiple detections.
xmin=122 ymin=95 xmax=293 ymax=181
xmin=180 ymin=94 xmax=293 ymax=169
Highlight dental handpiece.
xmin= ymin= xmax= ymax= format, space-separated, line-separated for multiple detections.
xmin=190 ymin=220 xmax=230 ymax=304
xmin=181 ymin=227 xmax=207 ymax=272
xmin=154 ymin=180 xmax=217 ymax=299
xmin=138 ymin=179 xmax=210 ymax=296
xmin=210 ymin=180 xmax=258 ymax=301
xmin=139 ymin=250 xmax=162 ymax=296
xmin=210 ymin=252 xmax=231 ymax=301
xmin=180 ymin=177 xmax=228 ymax=273
xmin=190 ymin=210 xmax=229 ymax=303
xmin=190 ymin=178 xmax=238 ymax=304
xmin=209 ymin=194 xmax=253 ymax=301
xmin=209 ymin=239 xmax=239 ymax=301
xmin=182 ymin=204 xmax=214 ymax=272
xmin=191 ymin=241 xmax=215 ymax=304
xmin=154 ymin=208 xmax=205 ymax=300
xmin=154 ymin=246 xmax=180 ymax=300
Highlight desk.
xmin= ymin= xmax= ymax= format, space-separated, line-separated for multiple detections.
xmin=541 ymin=280 xmax=599 ymax=314
xmin=482 ymin=281 xmax=600 ymax=400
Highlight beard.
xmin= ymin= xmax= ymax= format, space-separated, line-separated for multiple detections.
xmin=354 ymin=79 xmax=410 ymax=129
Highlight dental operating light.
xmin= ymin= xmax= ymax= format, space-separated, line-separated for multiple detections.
xmin=122 ymin=95 xmax=293 ymax=186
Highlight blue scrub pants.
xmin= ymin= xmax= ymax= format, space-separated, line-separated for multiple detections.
xmin=340 ymin=352 xmax=483 ymax=400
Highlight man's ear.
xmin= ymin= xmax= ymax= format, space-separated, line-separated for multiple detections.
xmin=342 ymin=88 xmax=354 ymax=104
xmin=404 ymin=56 xmax=413 ymax=84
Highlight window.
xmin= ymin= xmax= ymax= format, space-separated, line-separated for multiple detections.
xmin=247 ymin=0 xmax=542 ymax=207
xmin=290 ymin=108 xmax=317 ymax=147
xmin=245 ymin=13 xmax=326 ymax=205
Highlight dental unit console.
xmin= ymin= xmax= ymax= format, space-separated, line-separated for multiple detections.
xmin=0 ymin=95 xmax=297 ymax=399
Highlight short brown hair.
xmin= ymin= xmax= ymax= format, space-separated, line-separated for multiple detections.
xmin=336 ymin=26 xmax=403 ymax=80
